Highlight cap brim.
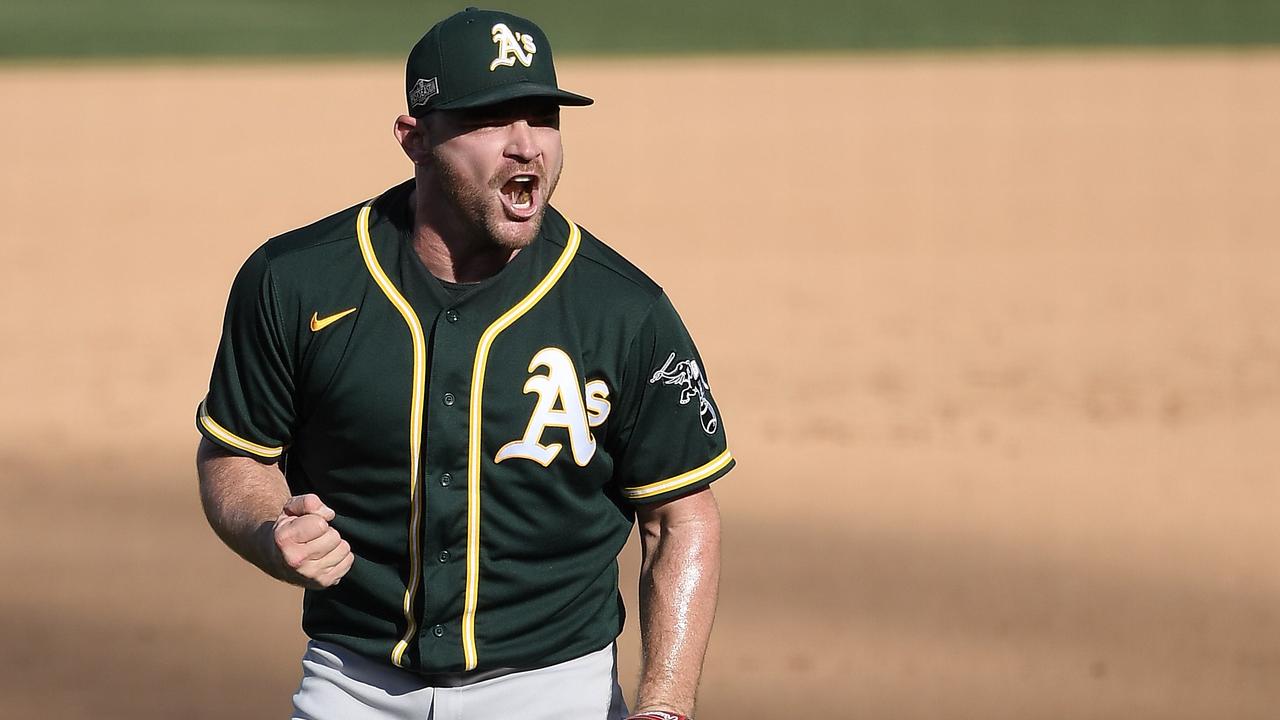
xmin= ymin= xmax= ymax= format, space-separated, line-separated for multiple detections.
xmin=432 ymin=82 xmax=594 ymax=111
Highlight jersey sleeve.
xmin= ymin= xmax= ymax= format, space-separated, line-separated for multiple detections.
xmin=196 ymin=246 xmax=297 ymax=461
xmin=608 ymin=293 xmax=735 ymax=504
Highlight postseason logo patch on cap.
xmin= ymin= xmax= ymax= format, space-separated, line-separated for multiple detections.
xmin=409 ymin=77 xmax=439 ymax=109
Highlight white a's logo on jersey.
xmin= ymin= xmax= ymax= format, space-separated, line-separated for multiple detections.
xmin=490 ymin=23 xmax=537 ymax=71
xmin=496 ymin=347 xmax=611 ymax=467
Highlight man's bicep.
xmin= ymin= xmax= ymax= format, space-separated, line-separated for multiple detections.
xmin=195 ymin=436 xmax=291 ymax=538
xmin=196 ymin=435 xmax=278 ymax=471
xmin=196 ymin=437 xmax=286 ymax=494
xmin=197 ymin=435 xmax=234 ymax=466
xmin=635 ymin=486 xmax=720 ymax=535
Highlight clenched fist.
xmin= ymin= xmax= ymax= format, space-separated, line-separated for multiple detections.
xmin=272 ymin=494 xmax=354 ymax=589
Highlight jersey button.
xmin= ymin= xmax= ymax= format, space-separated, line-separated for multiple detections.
xmin=438 ymin=550 xmax=450 ymax=563
xmin=440 ymin=472 xmax=452 ymax=487
xmin=443 ymin=392 xmax=455 ymax=406
xmin=432 ymin=624 xmax=445 ymax=638
xmin=445 ymin=310 xmax=459 ymax=323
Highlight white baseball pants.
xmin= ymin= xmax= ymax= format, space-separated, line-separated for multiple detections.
xmin=291 ymin=640 xmax=629 ymax=720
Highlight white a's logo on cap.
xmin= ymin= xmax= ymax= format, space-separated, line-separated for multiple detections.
xmin=490 ymin=23 xmax=536 ymax=71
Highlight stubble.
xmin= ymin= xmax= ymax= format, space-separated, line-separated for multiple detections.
xmin=430 ymin=147 xmax=562 ymax=251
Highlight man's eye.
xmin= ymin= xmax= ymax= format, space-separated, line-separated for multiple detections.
xmin=459 ymin=110 xmax=557 ymax=129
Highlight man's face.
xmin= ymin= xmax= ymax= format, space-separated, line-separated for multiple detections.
xmin=424 ymin=99 xmax=564 ymax=250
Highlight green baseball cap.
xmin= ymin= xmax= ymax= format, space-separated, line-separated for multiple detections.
xmin=406 ymin=7 xmax=593 ymax=116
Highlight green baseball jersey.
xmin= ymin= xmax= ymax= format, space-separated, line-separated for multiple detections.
xmin=196 ymin=180 xmax=734 ymax=674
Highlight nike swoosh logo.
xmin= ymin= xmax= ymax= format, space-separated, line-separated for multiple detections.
xmin=310 ymin=307 xmax=358 ymax=332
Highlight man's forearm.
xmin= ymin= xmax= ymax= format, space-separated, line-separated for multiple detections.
xmin=635 ymin=490 xmax=722 ymax=716
xmin=196 ymin=438 xmax=292 ymax=581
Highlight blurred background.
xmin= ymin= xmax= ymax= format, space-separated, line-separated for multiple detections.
xmin=2 ymin=2 xmax=1278 ymax=718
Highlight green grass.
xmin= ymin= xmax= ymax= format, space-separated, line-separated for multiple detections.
xmin=3 ymin=0 xmax=1278 ymax=59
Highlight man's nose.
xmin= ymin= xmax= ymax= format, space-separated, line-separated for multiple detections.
xmin=503 ymin=121 xmax=539 ymax=163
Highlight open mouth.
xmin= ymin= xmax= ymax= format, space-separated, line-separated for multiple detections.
xmin=499 ymin=174 xmax=540 ymax=219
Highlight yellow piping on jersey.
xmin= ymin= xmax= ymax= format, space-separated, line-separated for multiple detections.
xmin=462 ymin=220 xmax=581 ymax=670
xmin=198 ymin=399 xmax=284 ymax=458
xmin=622 ymin=449 xmax=734 ymax=500
xmin=357 ymin=203 xmax=428 ymax=669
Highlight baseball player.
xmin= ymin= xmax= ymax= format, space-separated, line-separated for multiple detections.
xmin=195 ymin=8 xmax=732 ymax=720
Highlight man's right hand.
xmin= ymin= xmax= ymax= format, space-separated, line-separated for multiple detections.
xmin=271 ymin=494 xmax=354 ymax=589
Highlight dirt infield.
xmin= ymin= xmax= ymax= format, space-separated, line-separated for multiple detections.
xmin=1 ymin=51 xmax=1278 ymax=718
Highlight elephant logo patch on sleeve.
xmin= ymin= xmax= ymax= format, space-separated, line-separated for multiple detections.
xmin=649 ymin=351 xmax=719 ymax=435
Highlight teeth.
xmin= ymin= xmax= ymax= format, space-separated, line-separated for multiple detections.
xmin=504 ymin=175 xmax=535 ymax=211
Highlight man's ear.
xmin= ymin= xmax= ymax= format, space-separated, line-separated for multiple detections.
xmin=394 ymin=115 xmax=430 ymax=165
